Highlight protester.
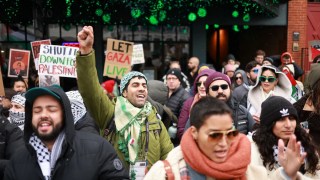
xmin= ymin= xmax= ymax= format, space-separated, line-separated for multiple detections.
xmin=66 ymin=90 xmax=99 ymax=135
xmin=4 ymin=85 xmax=129 ymax=179
xmin=250 ymin=96 xmax=320 ymax=178
xmin=262 ymin=57 xmax=274 ymax=66
xmin=8 ymin=93 xmax=26 ymax=130
xmin=145 ymin=97 xmax=309 ymax=180
xmin=0 ymin=104 xmax=24 ymax=179
xmin=76 ymin=26 xmax=173 ymax=178
xmin=162 ymin=61 xmax=191 ymax=92
xmin=187 ymin=57 xmax=200 ymax=85
xmin=280 ymin=52 xmax=304 ymax=80
xmin=247 ymin=65 xmax=293 ymax=123
xmin=245 ymin=61 xmax=261 ymax=86
xmin=294 ymin=64 xmax=320 ymax=151
xmin=232 ymin=69 xmax=250 ymax=108
xmin=255 ymin=49 xmax=266 ymax=65
xmin=12 ymin=75 xmax=27 ymax=93
xmin=177 ymin=69 xmax=215 ymax=140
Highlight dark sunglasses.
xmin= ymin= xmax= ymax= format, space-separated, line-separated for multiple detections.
xmin=196 ymin=81 xmax=205 ymax=87
xmin=208 ymin=128 xmax=239 ymax=142
xmin=210 ymin=84 xmax=229 ymax=91
xmin=259 ymin=76 xmax=276 ymax=83
xmin=235 ymin=77 xmax=242 ymax=80
xmin=252 ymin=68 xmax=259 ymax=74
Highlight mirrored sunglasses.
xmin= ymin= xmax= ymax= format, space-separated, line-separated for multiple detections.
xmin=208 ymin=128 xmax=239 ymax=143
xmin=259 ymin=76 xmax=276 ymax=83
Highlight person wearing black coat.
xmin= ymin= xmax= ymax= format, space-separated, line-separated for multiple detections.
xmin=4 ymin=85 xmax=129 ymax=180
xmin=0 ymin=107 xmax=24 ymax=179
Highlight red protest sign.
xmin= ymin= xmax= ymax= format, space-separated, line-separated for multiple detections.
xmin=31 ymin=39 xmax=51 ymax=70
xmin=8 ymin=49 xmax=30 ymax=78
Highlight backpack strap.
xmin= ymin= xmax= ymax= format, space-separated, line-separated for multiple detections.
xmin=162 ymin=160 xmax=175 ymax=180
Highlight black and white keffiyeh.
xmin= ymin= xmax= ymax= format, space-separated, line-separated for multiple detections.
xmin=8 ymin=110 xmax=25 ymax=130
xmin=29 ymin=132 xmax=65 ymax=180
xmin=273 ymin=145 xmax=305 ymax=168
xmin=66 ymin=91 xmax=86 ymax=124
xmin=11 ymin=94 xmax=26 ymax=107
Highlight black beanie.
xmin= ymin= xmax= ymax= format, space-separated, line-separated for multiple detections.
xmin=166 ymin=68 xmax=182 ymax=82
xmin=260 ymin=96 xmax=298 ymax=128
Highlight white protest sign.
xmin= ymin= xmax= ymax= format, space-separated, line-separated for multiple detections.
xmin=131 ymin=44 xmax=145 ymax=65
xmin=38 ymin=45 xmax=79 ymax=78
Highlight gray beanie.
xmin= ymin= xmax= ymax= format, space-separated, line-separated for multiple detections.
xmin=119 ymin=71 xmax=147 ymax=94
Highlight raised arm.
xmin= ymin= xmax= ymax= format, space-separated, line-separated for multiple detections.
xmin=76 ymin=26 xmax=115 ymax=134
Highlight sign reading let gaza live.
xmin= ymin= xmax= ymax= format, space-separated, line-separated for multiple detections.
xmin=103 ymin=39 xmax=133 ymax=79
xmin=38 ymin=45 xmax=79 ymax=78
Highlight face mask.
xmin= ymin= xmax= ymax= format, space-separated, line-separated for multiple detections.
xmin=9 ymin=109 xmax=25 ymax=128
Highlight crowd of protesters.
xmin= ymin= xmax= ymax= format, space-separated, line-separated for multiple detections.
xmin=0 ymin=25 xmax=320 ymax=179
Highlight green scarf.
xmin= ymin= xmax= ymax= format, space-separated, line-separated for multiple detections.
xmin=115 ymin=96 xmax=152 ymax=164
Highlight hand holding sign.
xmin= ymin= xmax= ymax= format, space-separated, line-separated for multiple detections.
xmin=77 ymin=26 xmax=94 ymax=55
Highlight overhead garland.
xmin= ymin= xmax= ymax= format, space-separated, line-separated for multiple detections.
xmin=0 ymin=0 xmax=280 ymax=25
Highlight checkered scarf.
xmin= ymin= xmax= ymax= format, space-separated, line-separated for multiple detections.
xmin=66 ymin=91 xmax=86 ymax=124
xmin=8 ymin=110 xmax=25 ymax=130
xmin=29 ymin=132 xmax=65 ymax=180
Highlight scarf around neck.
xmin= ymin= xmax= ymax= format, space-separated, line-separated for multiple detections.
xmin=115 ymin=96 xmax=152 ymax=164
xmin=9 ymin=109 xmax=25 ymax=130
xmin=181 ymin=128 xmax=250 ymax=180
xmin=29 ymin=132 xmax=65 ymax=180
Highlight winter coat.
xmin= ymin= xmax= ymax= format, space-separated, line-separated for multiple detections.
xmin=74 ymin=112 xmax=99 ymax=135
xmin=4 ymin=86 xmax=129 ymax=180
xmin=165 ymin=86 xmax=190 ymax=119
xmin=144 ymin=146 xmax=306 ymax=180
xmin=280 ymin=52 xmax=304 ymax=80
xmin=247 ymin=65 xmax=293 ymax=115
xmin=162 ymin=72 xmax=191 ymax=92
xmin=234 ymin=69 xmax=249 ymax=88
xmin=249 ymin=136 xmax=320 ymax=179
xmin=294 ymin=95 xmax=320 ymax=150
xmin=0 ymin=116 xmax=24 ymax=179
xmin=76 ymin=51 xmax=174 ymax=169
xmin=232 ymin=84 xmax=250 ymax=108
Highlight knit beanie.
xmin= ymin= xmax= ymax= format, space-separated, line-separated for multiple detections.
xmin=101 ymin=80 xmax=115 ymax=93
xmin=205 ymin=72 xmax=231 ymax=91
xmin=224 ymin=64 xmax=236 ymax=72
xmin=307 ymin=63 xmax=320 ymax=89
xmin=263 ymin=57 xmax=274 ymax=64
xmin=11 ymin=94 xmax=26 ymax=107
xmin=260 ymin=96 xmax=298 ymax=128
xmin=119 ymin=71 xmax=147 ymax=94
xmin=166 ymin=68 xmax=182 ymax=82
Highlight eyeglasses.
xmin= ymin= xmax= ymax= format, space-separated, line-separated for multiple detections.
xmin=196 ymin=81 xmax=205 ymax=87
xmin=235 ymin=77 xmax=242 ymax=80
xmin=259 ymin=76 xmax=276 ymax=83
xmin=167 ymin=77 xmax=178 ymax=81
xmin=208 ymin=128 xmax=239 ymax=143
xmin=252 ymin=69 xmax=259 ymax=74
xmin=210 ymin=84 xmax=229 ymax=91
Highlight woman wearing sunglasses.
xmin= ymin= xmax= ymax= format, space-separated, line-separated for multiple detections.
xmin=250 ymin=96 xmax=320 ymax=179
xmin=247 ymin=65 xmax=293 ymax=124
xmin=145 ymin=97 xmax=309 ymax=180
xmin=177 ymin=69 xmax=215 ymax=140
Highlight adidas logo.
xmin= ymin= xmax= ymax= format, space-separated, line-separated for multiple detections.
xmin=280 ymin=108 xmax=289 ymax=117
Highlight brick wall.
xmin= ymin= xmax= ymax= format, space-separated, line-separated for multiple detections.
xmin=287 ymin=0 xmax=308 ymax=67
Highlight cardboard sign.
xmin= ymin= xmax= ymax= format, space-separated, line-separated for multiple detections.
xmin=39 ymin=74 xmax=60 ymax=87
xmin=38 ymin=45 xmax=79 ymax=78
xmin=8 ymin=49 xmax=30 ymax=78
xmin=0 ymin=66 xmax=4 ymax=96
xmin=30 ymin=39 xmax=51 ymax=70
xmin=103 ymin=39 xmax=133 ymax=79
xmin=131 ymin=44 xmax=145 ymax=65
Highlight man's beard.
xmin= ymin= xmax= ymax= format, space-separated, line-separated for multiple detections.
xmin=32 ymin=121 xmax=63 ymax=142
xmin=216 ymin=93 xmax=230 ymax=102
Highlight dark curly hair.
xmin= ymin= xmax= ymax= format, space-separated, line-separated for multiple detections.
xmin=252 ymin=123 xmax=319 ymax=175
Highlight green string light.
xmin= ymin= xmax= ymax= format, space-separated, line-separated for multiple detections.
xmin=149 ymin=15 xmax=158 ymax=25
xmin=243 ymin=13 xmax=250 ymax=22
xmin=214 ymin=24 xmax=220 ymax=28
xmin=95 ymin=9 xmax=103 ymax=17
xmin=159 ymin=10 xmax=166 ymax=22
xmin=205 ymin=24 xmax=209 ymax=30
xmin=243 ymin=25 xmax=249 ymax=29
xmin=197 ymin=8 xmax=207 ymax=18
xmin=102 ymin=14 xmax=111 ymax=23
xmin=232 ymin=10 xmax=239 ymax=18
xmin=233 ymin=25 xmax=240 ymax=32
xmin=188 ymin=12 xmax=197 ymax=22
xmin=131 ymin=9 xmax=141 ymax=19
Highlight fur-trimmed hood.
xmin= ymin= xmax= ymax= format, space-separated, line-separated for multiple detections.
xmin=248 ymin=65 xmax=292 ymax=114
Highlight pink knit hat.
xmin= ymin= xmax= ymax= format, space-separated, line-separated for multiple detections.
xmin=224 ymin=64 xmax=236 ymax=72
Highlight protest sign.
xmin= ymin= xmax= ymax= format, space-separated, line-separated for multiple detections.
xmin=8 ymin=49 xmax=30 ymax=78
xmin=39 ymin=74 xmax=60 ymax=87
xmin=309 ymin=40 xmax=320 ymax=62
xmin=30 ymin=39 xmax=51 ymax=70
xmin=0 ymin=66 xmax=4 ymax=96
xmin=131 ymin=44 xmax=145 ymax=65
xmin=103 ymin=39 xmax=133 ymax=79
xmin=38 ymin=45 xmax=79 ymax=78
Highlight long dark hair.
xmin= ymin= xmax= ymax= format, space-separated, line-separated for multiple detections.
xmin=252 ymin=123 xmax=319 ymax=175
xmin=309 ymin=79 xmax=320 ymax=114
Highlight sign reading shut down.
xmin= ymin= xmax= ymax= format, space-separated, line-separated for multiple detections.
xmin=103 ymin=39 xmax=133 ymax=79
xmin=38 ymin=45 xmax=79 ymax=78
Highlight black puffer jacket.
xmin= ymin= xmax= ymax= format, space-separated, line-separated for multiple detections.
xmin=0 ymin=114 xmax=24 ymax=179
xmin=4 ymin=86 xmax=129 ymax=180
xmin=165 ymin=86 xmax=190 ymax=119
xmin=228 ymin=99 xmax=254 ymax=135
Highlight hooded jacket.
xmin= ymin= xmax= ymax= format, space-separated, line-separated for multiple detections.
xmin=177 ymin=69 xmax=215 ymax=139
xmin=280 ymin=52 xmax=304 ymax=80
xmin=4 ymin=86 xmax=129 ymax=180
xmin=232 ymin=69 xmax=250 ymax=108
xmin=247 ymin=65 xmax=293 ymax=115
